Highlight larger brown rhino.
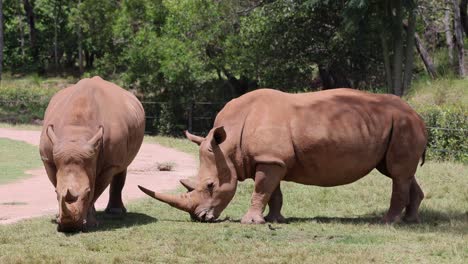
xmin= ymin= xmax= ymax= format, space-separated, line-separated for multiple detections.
xmin=39 ymin=76 xmax=145 ymax=232
xmin=139 ymin=88 xmax=427 ymax=224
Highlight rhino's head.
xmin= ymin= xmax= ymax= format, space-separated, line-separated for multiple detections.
xmin=139 ymin=126 xmax=238 ymax=222
xmin=47 ymin=125 xmax=103 ymax=232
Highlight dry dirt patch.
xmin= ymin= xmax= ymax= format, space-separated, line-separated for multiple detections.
xmin=0 ymin=128 xmax=197 ymax=224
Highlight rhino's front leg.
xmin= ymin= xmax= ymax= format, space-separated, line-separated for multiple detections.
xmin=241 ymin=164 xmax=285 ymax=224
xmin=82 ymin=205 xmax=98 ymax=232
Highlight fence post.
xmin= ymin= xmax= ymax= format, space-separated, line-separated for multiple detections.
xmin=187 ymin=102 xmax=194 ymax=133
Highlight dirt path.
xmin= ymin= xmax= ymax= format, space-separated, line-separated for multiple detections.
xmin=0 ymin=128 xmax=197 ymax=224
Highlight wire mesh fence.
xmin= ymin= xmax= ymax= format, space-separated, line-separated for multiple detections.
xmin=1 ymin=99 xmax=467 ymax=159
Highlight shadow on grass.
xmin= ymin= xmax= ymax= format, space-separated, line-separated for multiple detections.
xmin=94 ymin=211 xmax=158 ymax=232
xmin=285 ymin=209 xmax=468 ymax=234
xmin=53 ymin=211 xmax=158 ymax=235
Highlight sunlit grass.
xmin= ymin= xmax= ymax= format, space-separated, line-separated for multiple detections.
xmin=0 ymin=135 xmax=466 ymax=263
xmin=0 ymin=138 xmax=42 ymax=184
xmin=144 ymin=135 xmax=199 ymax=156
xmin=406 ymin=77 xmax=468 ymax=110
xmin=0 ymin=122 xmax=42 ymax=131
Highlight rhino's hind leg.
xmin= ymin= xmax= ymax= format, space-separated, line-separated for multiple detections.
xmin=105 ymin=169 xmax=127 ymax=215
xmin=241 ymin=164 xmax=285 ymax=224
xmin=265 ymin=185 xmax=287 ymax=223
xmin=403 ymin=178 xmax=424 ymax=223
xmin=382 ymin=177 xmax=412 ymax=224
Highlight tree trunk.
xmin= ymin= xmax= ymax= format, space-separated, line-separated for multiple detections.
xmin=77 ymin=0 xmax=83 ymax=75
xmin=78 ymin=33 xmax=83 ymax=74
xmin=380 ymin=33 xmax=393 ymax=93
xmin=460 ymin=0 xmax=468 ymax=36
xmin=18 ymin=0 xmax=25 ymax=57
xmin=0 ymin=0 xmax=4 ymax=80
xmin=453 ymin=0 xmax=465 ymax=77
xmin=392 ymin=0 xmax=404 ymax=96
xmin=53 ymin=0 xmax=60 ymax=72
xmin=318 ymin=65 xmax=351 ymax=89
xmin=414 ymin=32 xmax=437 ymax=78
xmin=23 ymin=0 xmax=38 ymax=59
xmin=221 ymin=68 xmax=256 ymax=97
xmin=403 ymin=3 xmax=417 ymax=93
xmin=445 ymin=0 xmax=454 ymax=66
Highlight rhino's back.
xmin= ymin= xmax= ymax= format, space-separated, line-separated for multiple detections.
xmin=216 ymin=88 xmax=425 ymax=186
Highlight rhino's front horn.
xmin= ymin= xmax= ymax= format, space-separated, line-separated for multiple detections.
xmin=138 ymin=185 xmax=194 ymax=213
xmin=61 ymin=197 xmax=72 ymax=217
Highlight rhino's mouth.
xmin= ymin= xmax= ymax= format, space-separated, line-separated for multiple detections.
xmin=57 ymin=219 xmax=88 ymax=233
xmin=192 ymin=208 xmax=216 ymax=222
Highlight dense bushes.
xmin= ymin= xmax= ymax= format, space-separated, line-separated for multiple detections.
xmin=0 ymin=76 xmax=466 ymax=162
xmin=0 ymin=76 xmax=62 ymax=123
xmin=419 ymin=106 xmax=467 ymax=163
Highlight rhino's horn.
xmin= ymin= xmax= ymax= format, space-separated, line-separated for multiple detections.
xmin=61 ymin=197 xmax=72 ymax=217
xmin=179 ymin=179 xmax=196 ymax=192
xmin=138 ymin=185 xmax=194 ymax=213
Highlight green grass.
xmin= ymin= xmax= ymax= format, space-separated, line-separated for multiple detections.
xmin=144 ymin=135 xmax=199 ymax=156
xmin=406 ymin=77 xmax=468 ymax=110
xmin=0 ymin=138 xmax=42 ymax=184
xmin=0 ymin=74 xmax=73 ymax=124
xmin=0 ymin=122 xmax=42 ymax=131
xmin=0 ymin=136 xmax=467 ymax=263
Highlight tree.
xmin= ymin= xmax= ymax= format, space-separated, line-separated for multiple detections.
xmin=0 ymin=0 xmax=3 ymax=80
xmin=22 ymin=0 xmax=37 ymax=62
xmin=452 ymin=0 xmax=465 ymax=77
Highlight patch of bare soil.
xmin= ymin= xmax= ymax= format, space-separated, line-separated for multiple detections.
xmin=0 ymin=128 xmax=197 ymax=224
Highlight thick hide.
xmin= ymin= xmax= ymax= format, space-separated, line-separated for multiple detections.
xmin=39 ymin=76 xmax=145 ymax=232
xmin=140 ymin=88 xmax=427 ymax=225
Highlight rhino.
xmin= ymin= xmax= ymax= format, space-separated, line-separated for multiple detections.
xmin=139 ymin=88 xmax=427 ymax=224
xmin=39 ymin=76 xmax=145 ymax=232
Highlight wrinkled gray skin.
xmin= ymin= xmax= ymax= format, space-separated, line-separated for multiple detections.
xmin=39 ymin=76 xmax=145 ymax=232
xmin=140 ymin=88 xmax=427 ymax=224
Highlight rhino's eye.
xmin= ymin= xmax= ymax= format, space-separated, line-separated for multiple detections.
xmin=206 ymin=182 xmax=214 ymax=194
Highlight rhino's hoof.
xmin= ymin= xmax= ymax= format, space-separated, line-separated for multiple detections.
xmin=265 ymin=214 xmax=287 ymax=224
xmin=241 ymin=213 xmax=266 ymax=224
xmin=403 ymin=215 xmax=421 ymax=224
xmin=105 ymin=207 xmax=127 ymax=216
xmin=380 ymin=215 xmax=401 ymax=225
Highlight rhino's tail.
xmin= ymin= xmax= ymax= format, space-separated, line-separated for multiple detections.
xmin=420 ymin=147 xmax=426 ymax=167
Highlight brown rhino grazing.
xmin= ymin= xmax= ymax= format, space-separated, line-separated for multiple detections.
xmin=139 ymin=88 xmax=427 ymax=224
xmin=39 ymin=76 xmax=145 ymax=232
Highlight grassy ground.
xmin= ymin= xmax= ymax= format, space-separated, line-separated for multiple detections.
xmin=0 ymin=138 xmax=42 ymax=184
xmin=0 ymin=123 xmax=42 ymax=131
xmin=0 ymin=74 xmax=73 ymax=123
xmin=144 ymin=135 xmax=199 ymax=156
xmin=0 ymin=136 xmax=466 ymax=263
xmin=406 ymin=77 xmax=468 ymax=109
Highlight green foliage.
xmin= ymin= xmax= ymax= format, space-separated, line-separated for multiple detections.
xmin=0 ymin=75 xmax=66 ymax=123
xmin=407 ymin=78 xmax=468 ymax=162
xmin=156 ymin=102 xmax=178 ymax=136
xmin=419 ymin=106 xmax=467 ymax=162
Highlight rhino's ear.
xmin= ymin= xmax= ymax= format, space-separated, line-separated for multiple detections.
xmin=185 ymin=130 xmax=204 ymax=146
xmin=46 ymin=125 xmax=58 ymax=145
xmin=88 ymin=126 xmax=104 ymax=149
xmin=212 ymin=126 xmax=226 ymax=145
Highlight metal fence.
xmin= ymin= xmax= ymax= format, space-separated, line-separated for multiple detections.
xmin=141 ymin=101 xmax=225 ymax=135
xmin=0 ymin=99 xmax=466 ymax=157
